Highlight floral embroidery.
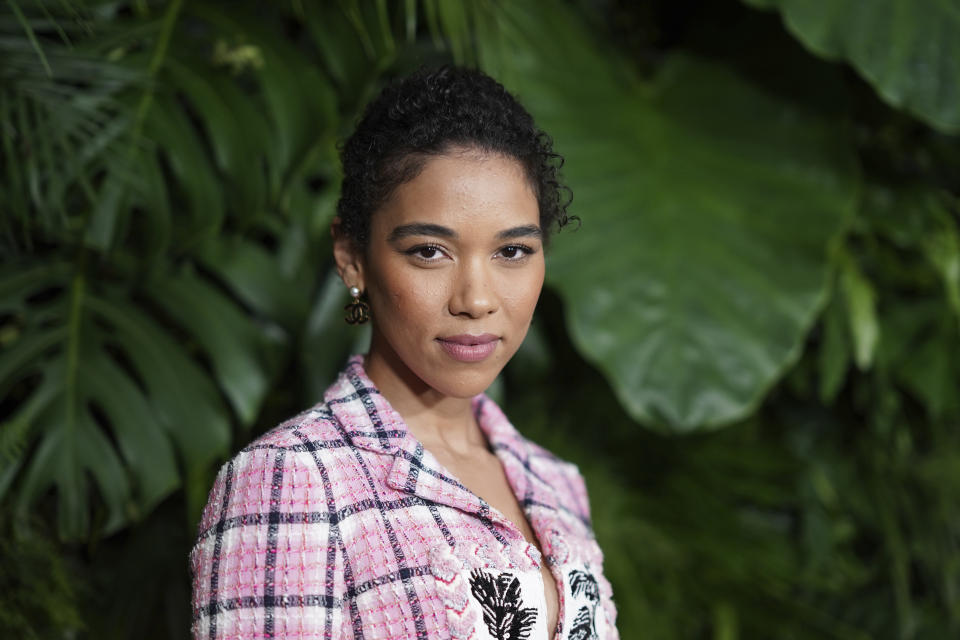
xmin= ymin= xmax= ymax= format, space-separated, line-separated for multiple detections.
xmin=569 ymin=606 xmax=596 ymax=640
xmin=570 ymin=570 xmax=599 ymax=602
xmin=567 ymin=569 xmax=600 ymax=640
xmin=469 ymin=569 xmax=538 ymax=640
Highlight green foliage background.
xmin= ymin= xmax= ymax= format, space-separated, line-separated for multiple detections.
xmin=1 ymin=1 xmax=959 ymax=638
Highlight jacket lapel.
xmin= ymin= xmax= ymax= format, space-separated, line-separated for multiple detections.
xmin=472 ymin=394 xmax=570 ymax=554
xmin=324 ymin=356 xmax=575 ymax=559
xmin=324 ymin=356 xmax=517 ymax=531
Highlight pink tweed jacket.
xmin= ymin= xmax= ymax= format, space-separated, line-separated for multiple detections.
xmin=190 ymin=355 xmax=619 ymax=639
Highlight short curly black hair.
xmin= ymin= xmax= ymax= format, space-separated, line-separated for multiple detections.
xmin=336 ymin=65 xmax=572 ymax=247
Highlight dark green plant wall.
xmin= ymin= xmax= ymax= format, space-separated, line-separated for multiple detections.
xmin=1 ymin=1 xmax=958 ymax=638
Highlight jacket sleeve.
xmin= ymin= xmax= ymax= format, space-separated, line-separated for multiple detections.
xmin=190 ymin=444 xmax=346 ymax=639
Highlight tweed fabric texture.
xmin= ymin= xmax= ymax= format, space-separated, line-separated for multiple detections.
xmin=190 ymin=355 xmax=619 ymax=639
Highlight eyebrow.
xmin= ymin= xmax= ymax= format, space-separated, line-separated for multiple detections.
xmin=496 ymin=224 xmax=542 ymax=240
xmin=388 ymin=223 xmax=455 ymax=242
xmin=387 ymin=223 xmax=542 ymax=242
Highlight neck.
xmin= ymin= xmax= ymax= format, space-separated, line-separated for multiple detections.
xmin=363 ymin=331 xmax=486 ymax=454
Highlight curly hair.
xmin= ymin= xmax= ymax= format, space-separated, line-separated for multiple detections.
xmin=336 ymin=65 xmax=573 ymax=247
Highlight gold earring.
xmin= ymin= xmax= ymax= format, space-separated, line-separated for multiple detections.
xmin=344 ymin=286 xmax=370 ymax=325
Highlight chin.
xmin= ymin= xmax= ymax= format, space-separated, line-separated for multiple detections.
xmin=424 ymin=367 xmax=500 ymax=399
xmin=417 ymin=348 xmax=509 ymax=397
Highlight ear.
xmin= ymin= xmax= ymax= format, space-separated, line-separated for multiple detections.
xmin=331 ymin=217 xmax=366 ymax=291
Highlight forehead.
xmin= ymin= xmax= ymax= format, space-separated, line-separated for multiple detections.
xmin=371 ymin=150 xmax=540 ymax=235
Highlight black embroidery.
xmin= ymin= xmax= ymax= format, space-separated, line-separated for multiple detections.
xmin=569 ymin=606 xmax=596 ymax=640
xmin=568 ymin=569 xmax=600 ymax=640
xmin=469 ymin=569 xmax=538 ymax=639
xmin=569 ymin=570 xmax=599 ymax=602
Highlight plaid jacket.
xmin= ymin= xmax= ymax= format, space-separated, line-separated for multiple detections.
xmin=191 ymin=355 xmax=619 ymax=639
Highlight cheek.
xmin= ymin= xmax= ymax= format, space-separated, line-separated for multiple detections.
xmin=373 ymin=268 xmax=449 ymax=320
xmin=500 ymin=264 xmax=545 ymax=316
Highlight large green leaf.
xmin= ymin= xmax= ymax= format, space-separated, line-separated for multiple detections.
xmin=741 ymin=0 xmax=960 ymax=133
xmin=196 ymin=235 xmax=312 ymax=329
xmin=0 ymin=258 xmax=282 ymax=538
xmin=163 ymin=58 xmax=268 ymax=228
xmin=476 ymin=3 xmax=859 ymax=431
xmin=144 ymin=93 xmax=225 ymax=248
xmin=146 ymin=269 xmax=286 ymax=427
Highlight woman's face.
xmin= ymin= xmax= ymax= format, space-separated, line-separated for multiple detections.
xmin=338 ymin=148 xmax=545 ymax=399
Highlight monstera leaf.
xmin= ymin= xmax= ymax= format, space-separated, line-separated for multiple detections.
xmin=0 ymin=0 xmax=421 ymax=540
xmin=476 ymin=2 xmax=859 ymax=431
xmin=741 ymin=0 xmax=960 ymax=133
xmin=0 ymin=259 xmax=286 ymax=539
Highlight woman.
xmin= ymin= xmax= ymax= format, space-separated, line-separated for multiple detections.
xmin=190 ymin=66 xmax=619 ymax=640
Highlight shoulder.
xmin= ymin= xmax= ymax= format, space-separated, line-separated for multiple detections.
xmin=523 ymin=436 xmax=584 ymax=487
xmin=225 ymin=401 xmax=353 ymax=483
xmin=193 ymin=402 xmax=353 ymax=536
xmin=522 ymin=435 xmax=593 ymax=525
xmin=189 ymin=402 xmax=352 ymax=637
xmin=242 ymin=402 xmax=345 ymax=451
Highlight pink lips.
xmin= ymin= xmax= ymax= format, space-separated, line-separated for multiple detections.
xmin=436 ymin=333 xmax=500 ymax=362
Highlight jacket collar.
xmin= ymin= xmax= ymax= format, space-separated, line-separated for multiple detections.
xmin=323 ymin=355 xmax=564 ymax=543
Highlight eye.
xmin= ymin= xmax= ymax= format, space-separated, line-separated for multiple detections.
xmin=405 ymin=244 xmax=448 ymax=262
xmin=496 ymin=244 xmax=536 ymax=261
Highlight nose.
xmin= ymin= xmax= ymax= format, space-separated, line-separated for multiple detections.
xmin=448 ymin=260 xmax=499 ymax=318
